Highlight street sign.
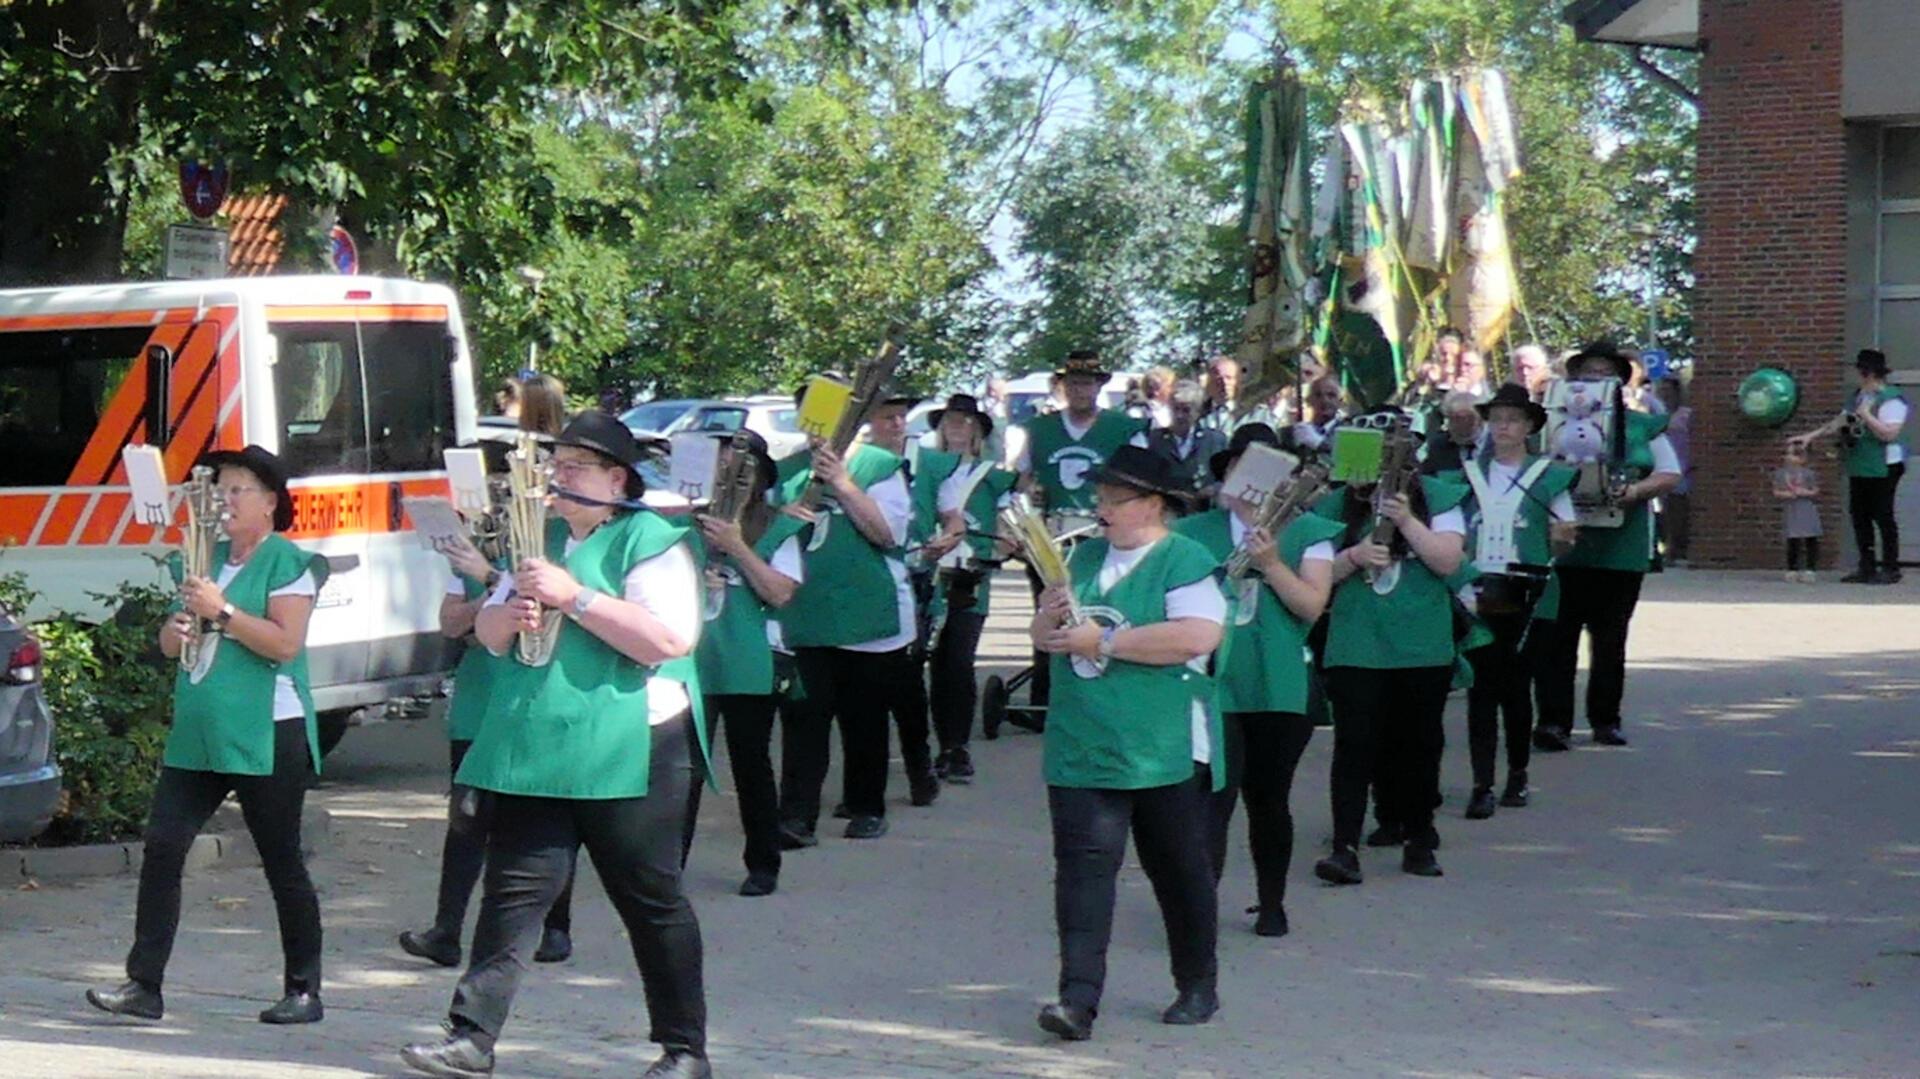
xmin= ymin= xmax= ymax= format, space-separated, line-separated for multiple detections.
xmin=178 ymin=162 xmax=229 ymax=219
xmin=1640 ymin=348 xmax=1672 ymax=380
xmin=163 ymin=223 xmax=230 ymax=280
xmin=328 ymin=225 xmax=359 ymax=275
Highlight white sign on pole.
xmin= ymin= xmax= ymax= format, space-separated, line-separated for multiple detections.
xmin=163 ymin=223 xmax=230 ymax=280
xmin=444 ymin=448 xmax=491 ymax=515
xmin=121 ymin=445 xmax=172 ymax=525
xmin=669 ymin=433 xmax=721 ymax=503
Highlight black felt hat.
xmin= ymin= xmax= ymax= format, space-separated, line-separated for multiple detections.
xmin=1475 ymin=382 xmax=1548 ymax=433
xmin=709 ymin=427 xmax=776 ymax=491
xmin=1567 ymin=340 xmax=1634 ymax=382
xmin=552 ymin=410 xmax=647 ymax=497
xmin=1087 ymin=444 xmax=1194 ymax=507
xmin=199 ymin=444 xmax=295 ymax=532
xmin=1055 ymin=348 xmax=1111 ymax=381
xmin=928 ymin=393 xmax=994 ymax=438
xmin=1856 ymin=348 xmax=1892 ymax=378
xmin=1209 ymin=422 xmax=1280 ymax=482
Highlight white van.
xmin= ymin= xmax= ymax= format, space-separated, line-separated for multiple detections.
xmin=0 ymin=276 xmax=480 ymax=736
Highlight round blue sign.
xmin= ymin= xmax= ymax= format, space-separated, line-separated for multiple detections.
xmin=328 ymin=226 xmax=359 ymax=275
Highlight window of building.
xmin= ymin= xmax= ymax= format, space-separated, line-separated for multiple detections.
xmin=1876 ymin=126 xmax=1920 ymax=374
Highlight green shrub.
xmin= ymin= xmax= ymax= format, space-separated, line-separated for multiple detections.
xmin=1 ymin=572 xmax=174 ymax=845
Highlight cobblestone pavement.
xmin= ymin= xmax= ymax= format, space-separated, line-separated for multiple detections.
xmin=1 ymin=570 xmax=1916 ymax=1078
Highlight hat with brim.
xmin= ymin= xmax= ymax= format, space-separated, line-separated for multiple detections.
xmin=199 ymin=444 xmax=295 ymax=532
xmin=1208 ymin=422 xmax=1280 ymax=483
xmin=1056 ymin=348 xmax=1111 ymax=382
xmin=551 ymin=410 xmax=647 ymax=498
xmin=927 ymin=393 xmax=994 ymax=438
xmin=1855 ymin=348 xmax=1891 ymax=378
xmin=1475 ymin=383 xmax=1548 ymax=433
xmin=1567 ymin=340 xmax=1633 ymax=382
xmin=879 ymin=392 xmax=921 ymax=410
xmin=708 ymin=428 xmax=777 ymax=491
xmin=1087 ymin=445 xmax=1194 ymax=508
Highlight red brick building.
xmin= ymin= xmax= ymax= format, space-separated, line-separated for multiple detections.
xmin=1569 ymin=0 xmax=1920 ymax=567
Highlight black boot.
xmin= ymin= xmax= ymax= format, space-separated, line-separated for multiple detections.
xmin=534 ymin=926 xmax=572 ymax=963
xmin=1841 ymin=565 xmax=1876 ymax=583
xmin=259 ymin=991 xmax=324 ymax=1024
xmin=1532 ymin=726 xmax=1572 ymax=752
xmin=908 ymin=768 xmax=940 ymax=807
xmin=1161 ymin=984 xmax=1220 ymax=1025
xmin=399 ymin=927 xmax=463 ymax=968
xmin=400 ymin=1023 xmax=495 ymax=1077
xmin=945 ymin=745 xmax=975 ymax=783
xmin=1592 ymin=725 xmax=1629 ymax=747
xmin=1252 ymin=905 xmax=1290 ymax=938
xmin=1403 ymin=830 xmax=1443 ymax=877
xmin=1500 ymin=771 xmax=1530 ymax=808
xmin=1314 ymin=844 xmax=1363 ymax=885
xmin=85 ymin=980 xmax=163 ymax=1020
xmin=777 ymin=819 xmax=818 ymax=850
xmin=739 ymin=871 xmax=779 ymax=897
xmin=1364 ymin=822 xmax=1404 ymax=847
xmin=641 ymin=1049 xmax=713 ymax=1079
xmin=1037 ymin=1002 xmax=1095 ymax=1041
xmin=1465 ymin=787 xmax=1497 ymax=820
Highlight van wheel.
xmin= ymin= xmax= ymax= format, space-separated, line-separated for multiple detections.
xmin=316 ymin=709 xmax=354 ymax=758
xmin=981 ymin=676 xmax=1007 ymax=741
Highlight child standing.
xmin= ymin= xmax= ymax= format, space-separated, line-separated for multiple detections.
xmin=1773 ymin=443 xmax=1823 ymax=582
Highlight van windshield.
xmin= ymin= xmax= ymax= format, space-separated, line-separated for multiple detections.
xmin=0 ymin=326 xmax=150 ymax=487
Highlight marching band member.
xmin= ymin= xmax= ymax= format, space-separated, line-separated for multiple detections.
xmin=869 ymin=392 xmax=941 ymax=808
xmin=693 ymin=430 xmax=805 ymax=896
xmin=1029 ymin=445 xmax=1226 ymax=1041
xmin=1311 ymin=411 xmax=1468 ymax=883
xmin=401 ymin=413 xmax=710 ymax=1079
xmin=1442 ymin=385 xmax=1577 ymax=819
xmin=919 ymin=394 xmax=1018 ymax=782
xmin=1174 ymin=424 xmax=1342 ymax=938
xmin=88 ymin=446 xmax=329 ymax=1025
xmin=1787 ymin=348 xmax=1910 ymax=584
xmin=1017 ymin=350 xmax=1146 ymax=713
xmin=1532 ymin=341 xmax=1681 ymax=751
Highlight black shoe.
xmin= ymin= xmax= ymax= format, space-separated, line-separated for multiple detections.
xmin=739 ymin=872 xmax=778 ymax=897
xmin=909 ymin=769 xmax=940 ymax=807
xmin=85 ymin=980 xmax=163 ymax=1020
xmin=1592 ymin=726 xmax=1629 ymax=747
xmin=259 ymin=991 xmax=324 ymax=1024
xmin=533 ymin=927 xmax=572 ymax=964
xmin=1037 ymin=1002 xmax=1094 ymax=1041
xmin=1500 ymin=773 xmax=1530 ymax=808
xmin=399 ymin=927 xmax=463 ymax=968
xmin=777 ymin=820 xmax=818 ymax=849
xmin=1314 ymin=845 xmax=1363 ymax=885
xmin=945 ymin=746 xmax=975 ymax=784
xmin=401 ymin=1024 xmax=495 ymax=1077
xmin=1252 ymin=906 xmax=1289 ymax=938
xmin=831 ymin=801 xmax=852 ymax=820
xmin=932 ymin=749 xmax=952 ymax=780
xmin=1841 ymin=567 xmax=1876 ymax=583
xmin=1532 ymin=726 xmax=1572 ymax=752
xmin=1465 ymin=787 xmax=1497 ymax=820
xmin=844 ymin=814 xmax=889 ymax=839
xmin=642 ymin=1049 xmax=713 ymax=1079
xmin=1365 ymin=822 xmax=1404 ymax=847
xmin=1402 ymin=840 xmax=1443 ymax=878
xmin=1877 ymin=567 xmax=1905 ymax=584
xmin=1160 ymin=985 xmax=1219 ymax=1025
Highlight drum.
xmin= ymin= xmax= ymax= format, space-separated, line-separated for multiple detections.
xmin=1472 ymin=565 xmax=1551 ymax=617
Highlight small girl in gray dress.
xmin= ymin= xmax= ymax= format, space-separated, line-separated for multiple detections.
xmin=1772 ymin=443 xmax=1823 ymax=582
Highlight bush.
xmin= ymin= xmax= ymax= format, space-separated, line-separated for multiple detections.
xmin=0 ymin=572 xmax=174 ymax=845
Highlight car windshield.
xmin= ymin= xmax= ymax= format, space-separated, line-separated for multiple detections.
xmin=686 ymin=406 xmax=748 ymax=433
xmin=765 ymin=407 xmax=798 ymax=433
xmin=622 ymin=400 xmax=697 ymax=432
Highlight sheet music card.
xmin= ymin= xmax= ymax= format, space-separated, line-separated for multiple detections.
xmin=402 ymin=497 xmax=472 ymax=553
xmin=669 ymin=433 xmax=721 ymax=503
xmin=445 ymin=448 xmax=490 ymax=514
xmin=121 ymin=444 xmax=171 ymax=526
xmin=1219 ymin=444 xmax=1298 ymax=508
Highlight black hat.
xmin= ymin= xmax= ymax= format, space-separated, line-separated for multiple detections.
xmin=1209 ymin=422 xmax=1280 ymax=482
xmin=709 ymin=427 xmax=776 ymax=491
xmin=199 ymin=444 xmax=295 ymax=532
xmin=1056 ymin=348 xmax=1111 ymax=381
xmin=1856 ymin=348 xmax=1891 ymax=377
xmin=1475 ymin=383 xmax=1547 ymax=433
xmin=1567 ymin=340 xmax=1633 ymax=382
xmin=1087 ymin=444 xmax=1194 ymax=507
xmin=879 ymin=391 xmax=921 ymax=410
xmin=928 ymin=393 xmax=994 ymax=438
xmin=551 ymin=410 xmax=647 ymax=498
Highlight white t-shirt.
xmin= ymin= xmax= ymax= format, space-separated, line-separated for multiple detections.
xmin=841 ymin=471 xmax=918 ymax=653
xmin=214 ymin=562 xmax=316 ymax=721
xmin=1094 ymin=540 xmax=1227 ymax=766
xmin=487 ymin=536 xmax=702 ymax=725
xmin=763 ymin=536 xmax=804 ymax=651
xmin=1228 ymin=513 xmax=1336 ymax=565
xmin=1646 ymin=434 xmax=1682 ymax=476
xmin=1857 ymin=392 xmax=1911 ymax=465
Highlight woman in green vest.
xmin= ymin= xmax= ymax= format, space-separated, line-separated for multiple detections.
xmin=920 ymin=394 xmax=1018 ymax=783
xmin=692 ymin=429 xmax=804 ymax=897
xmin=88 ymin=445 xmax=329 ymax=1026
xmin=1788 ymin=347 xmax=1911 ymax=583
xmin=1439 ymin=385 xmax=1578 ymax=820
xmin=1310 ymin=408 xmax=1468 ymax=884
xmin=1173 ymin=424 xmax=1342 ymax=939
xmin=1029 ymin=445 xmax=1227 ymax=1042
xmin=402 ymin=413 xmax=710 ymax=1079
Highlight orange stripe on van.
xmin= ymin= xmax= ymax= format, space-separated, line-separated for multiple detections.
xmin=78 ymin=492 xmax=132 ymax=545
xmin=0 ymin=309 xmax=167 ymax=332
xmin=66 ymin=309 xmax=237 ymax=486
xmin=36 ymin=493 xmax=88 ymax=545
xmin=264 ymin=304 xmax=448 ymax=323
xmin=0 ymin=494 xmax=51 ymax=547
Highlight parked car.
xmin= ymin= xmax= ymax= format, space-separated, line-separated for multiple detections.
xmin=0 ymin=606 xmax=58 ymax=843
xmin=620 ymin=398 xmax=705 ymax=440
xmin=665 ymin=396 xmax=807 ymax=459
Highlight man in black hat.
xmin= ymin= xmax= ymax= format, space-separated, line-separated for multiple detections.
xmin=1788 ymin=348 xmax=1911 ymax=583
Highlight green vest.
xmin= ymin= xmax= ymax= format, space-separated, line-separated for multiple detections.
xmin=166 ymin=535 xmax=328 ymax=776
xmin=456 ymin=511 xmax=690 ymax=799
xmin=1846 ymin=385 xmax=1910 ymax=479
xmin=775 ymin=444 xmax=907 ymax=649
xmin=1022 ymin=410 xmax=1145 ymax=514
xmin=1043 ymin=533 xmax=1225 ymax=791
xmin=696 ymin=517 xmax=805 ymax=696
xmin=1174 ymin=508 xmax=1345 ymax=715
xmin=1562 ymin=411 xmax=1669 ymax=574
xmin=917 ymin=453 xmax=1017 ymax=616
xmin=1318 ymin=477 xmax=1469 ymax=670
xmin=909 ymin=447 xmax=958 ymax=546
xmin=444 ymin=571 xmax=501 ymax=743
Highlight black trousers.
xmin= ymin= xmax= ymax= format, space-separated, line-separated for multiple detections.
xmin=1325 ymin=665 xmax=1450 ymax=849
xmin=1024 ymin=565 xmax=1052 ymax=708
xmin=1786 ymin=537 xmax=1821 ymax=571
xmin=1466 ymin=610 xmax=1533 ymax=789
xmin=1049 ymin=766 xmax=1218 ymax=1013
xmin=450 ymin=714 xmax=704 ymax=1053
xmin=128 ymin=719 xmax=320 ymax=993
xmin=432 ymin=740 xmax=570 ymax=940
xmin=1849 ymin=462 xmax=1904 ymax=569
xmin=888 ymin=642 xmax=936 ymax=781
xmin=700 ymin=694 xmax=782 ymax=878
xmin=1537 ymin=567 xmax=1644 ymax=733
xmin=780 ymin=647 xmax=894 ymax=824
xmin=1208 ymin=712 xmax=1314 ymax=913
xmin=930 ymin=606 xmax=988 ymax=751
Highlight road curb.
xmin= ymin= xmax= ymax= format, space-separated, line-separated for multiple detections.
xmin=5 ymin=808 xmax=331 ymax=884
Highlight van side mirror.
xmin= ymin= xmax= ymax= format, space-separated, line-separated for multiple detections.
xmin=144 ymin=344 xmax=174 ymax=446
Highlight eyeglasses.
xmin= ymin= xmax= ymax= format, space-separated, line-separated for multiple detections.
xmin=218 ymin=485 xmax=266 ymax=500
xmin=1094 ymin=490 xmax=1148 ymax=508
xmin=549 ymin=458 xmax=607 ymax=477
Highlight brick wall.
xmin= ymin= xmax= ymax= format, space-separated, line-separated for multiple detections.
xmin=1692 ymin=0 xmax=1849 ymax=567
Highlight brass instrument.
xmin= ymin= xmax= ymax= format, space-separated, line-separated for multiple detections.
xmin=178 ymin=466 xmax=227 ymax=682
xmin=1364 ymin=414 xmax=1418 ymax=595
xmin=701 ymin=430 xmax=764 ymax=621
xmin=505 ymin=434 xmax=562 ymax=667
xmin=1839 ymin=409 xmax=1866 ymax=449
xmin=796 ymin=327 xmax=904 ymax=526
xmin=1002 ymin=493 xmax=1109 ymax=678
xmin=1223 ymin=459 xmax=1331 ymax=580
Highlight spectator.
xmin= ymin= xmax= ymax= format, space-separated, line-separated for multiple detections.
xmin=1141 ymin=379 xmax=1228 ymax=496
xmin=1420 ymin=391 xmax=1487 ymax=475
xmin=1657 ymin=379 xmax=1693 ymax=564
xmin=1199 ymin=357 xmax=1241 ymax=433
xmin=1453 ymin=350 xmax=1491 ymax=400
xmin=1773 ymin=442 xmax=1823 ymax=583
xmin=1509 ymin=344 xmax=1554 ymax=402
xmin=1143 ymin=365 xmax=1176 ymax=428
xmin=1286 ymin=375 xmax=1346 ymax=457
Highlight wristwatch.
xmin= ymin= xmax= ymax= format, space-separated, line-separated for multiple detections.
xmin=215 ymin=602 xmax=236 ymax=628
xmin=1097 ymin=624 xmax=1118 ymax=662
xmin=568 ymin=587 xmax=601 ymax=621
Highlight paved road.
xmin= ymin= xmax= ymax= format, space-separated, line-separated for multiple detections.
xmin=1 ymin=570 xmax=1916 ymax=1078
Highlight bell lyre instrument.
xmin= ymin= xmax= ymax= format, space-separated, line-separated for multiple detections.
xmin=505 ymin=433 xmax=562 ymax=667
xmin=121 ymin=445 xmax=227 ymax=683
xmin=795 ymin=326 xmax=904 ymax=546
xmin=1364 ymin=413 xmax=1418 ymax=595
xmin=1543 ymin=377 xmax=1630 ymax=528
xmin=701 ymin=429 xmax=763 ymax=621
xmin=1002 ymin=493 xmax=1109 ymax=679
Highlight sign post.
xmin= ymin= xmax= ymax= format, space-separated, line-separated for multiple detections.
xmin=163 ymin=224 xmax=231 ymax=280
